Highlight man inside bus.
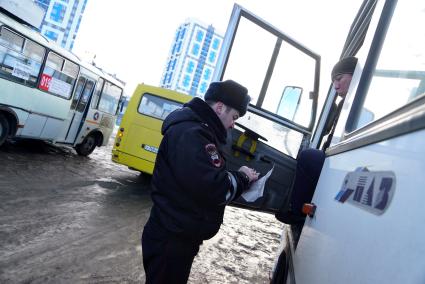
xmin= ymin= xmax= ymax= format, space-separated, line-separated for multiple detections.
xmin=276 ymin=56 xmax=358 ymax=225
xmin=141 ymin=80 xmax=260 ymax=284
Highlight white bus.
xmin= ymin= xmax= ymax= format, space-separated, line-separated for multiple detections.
xmin=213 ymin=1 xmax=425 ymax=283
xmin=0 ymin=11 xmax=125 ymax=156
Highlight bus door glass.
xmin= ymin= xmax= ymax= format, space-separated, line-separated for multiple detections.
xmin=60 ymin=75 xmax=95 ymax=143
xmin=215 ymin=4 xmax=320 ymax=213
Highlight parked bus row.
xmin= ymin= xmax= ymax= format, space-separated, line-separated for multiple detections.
xmin=0 ymin=10 xmax=125 ymax=156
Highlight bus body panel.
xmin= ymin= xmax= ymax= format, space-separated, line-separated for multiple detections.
xmin=40 ymin=117 xmax=63 ymax=139
xmin=78 ymin=112 xmax=116 ymax=147
xmin=112 ymin=84 xmax=191 ymax=174
xmin=294 ymin=128 xmax=425 ymax=283
xmin=0 ymin=80 xmax=71 ymax=120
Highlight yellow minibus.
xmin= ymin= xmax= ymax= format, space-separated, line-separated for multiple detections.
xmin=112 ymin=84 xmax=191 ymax=174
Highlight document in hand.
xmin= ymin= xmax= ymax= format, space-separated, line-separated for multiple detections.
xmin=241 ymin=165 xmax=274 ymax=202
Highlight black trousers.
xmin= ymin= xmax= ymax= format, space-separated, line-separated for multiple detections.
xmin=142 ymin=217 xmax=202 ymax=284
xmin=290 ymin=148 xmax=325 ymax=214
xmin=275 ymin=148 xmax=325 ymax=225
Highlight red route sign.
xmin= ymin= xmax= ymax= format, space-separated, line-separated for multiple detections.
xmin=39 ymin=74 xmax=52 ymax=91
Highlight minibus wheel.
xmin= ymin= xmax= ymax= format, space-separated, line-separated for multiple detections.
xmin=0 ymin=113 xmax=9 ymax=147
xmin=75 ymin=134 xmax=97 ymax=156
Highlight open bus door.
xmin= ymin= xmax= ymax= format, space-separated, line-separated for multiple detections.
xmin=213 ymin=4 xmax=320 ymax=214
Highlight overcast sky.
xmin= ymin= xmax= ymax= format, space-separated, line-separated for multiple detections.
xmin=73 ymin=0 xmax=363 ymax=98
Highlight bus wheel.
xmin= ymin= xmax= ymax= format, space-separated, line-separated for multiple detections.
xmin=0 ymin=113 xmax=10 ymax=147
xmin=75 ymin=134 xmax=97 ymax=156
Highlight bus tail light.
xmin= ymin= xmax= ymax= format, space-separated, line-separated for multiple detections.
xmin=116 ymin=128 xmax=124 ymax=146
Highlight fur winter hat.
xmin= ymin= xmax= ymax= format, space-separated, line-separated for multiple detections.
xmin=204 ymin=80 xmax=251 ymax=117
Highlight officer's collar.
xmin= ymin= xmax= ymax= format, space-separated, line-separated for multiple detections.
xmin=186 ymin=98 xmax=227 ymax=144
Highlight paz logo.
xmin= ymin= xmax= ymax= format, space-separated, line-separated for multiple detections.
xmin=334 ymin=167 xmax=396 ymax=215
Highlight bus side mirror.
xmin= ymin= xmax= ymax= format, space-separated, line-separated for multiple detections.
xmin=276 ymin=86 xmax=303 ymax=121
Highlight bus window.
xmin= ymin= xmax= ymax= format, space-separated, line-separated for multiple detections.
xmin=71 ymin=77 xmax=86 ymax=110
xmin=76 ymin=80 xmax=95 ymax=112
xmin=0 ymin=27 xmax=45 ymax=86
xmin=138 ymin=93 xmax=184 ymax=120
xmin=63 ymin=60 xmax=79 ymax=79
xmin=91 ymin=77 xmax=104 ymax=109
xmin=352 ymin=0 xmax=425 ymax=130
xmin=39 ymin=51 xmax=79 ymax=99
xmin=98 ymin=81 xmax=122 ymax=114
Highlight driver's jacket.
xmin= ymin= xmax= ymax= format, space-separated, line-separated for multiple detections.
xmin=150 ymin=97 xmax=250 ymax=241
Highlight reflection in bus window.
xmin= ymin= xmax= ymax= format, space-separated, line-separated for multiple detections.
xmin=138 ymin=93 xmax=184 ymax=121
xmin=98 ymin=81 xmax=122 ymax=114
xmin=0 ymin=27 xmax=45 ymax=86
xmin=354 ymin=0 xmax=425 ymax=130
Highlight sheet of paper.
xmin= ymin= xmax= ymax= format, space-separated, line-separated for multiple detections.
xmin=241 ymin=165 xmax=274 ymax=202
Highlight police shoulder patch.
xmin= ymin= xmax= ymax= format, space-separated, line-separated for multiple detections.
xmin=205 ymin=143 xmax=223 ymax=168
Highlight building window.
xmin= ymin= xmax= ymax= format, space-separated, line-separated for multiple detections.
xmin=186 ymin=61 xmax=195 ymax=73
xmin=81 ymin=0 xmax=87 ymax=12
xmin=35 ymin=0 xmax=50 ymax=9
xmin=196 ymin=30 xmax=204 ymax=42
xmin=50 ymin=3 xmax=67 ymax=23
xmin=208 ymin=51 xmax=216 ymax=64
xmin=176 ymin=41 xmax=182 ymax=53
xmin=44 ymin=30 xmax=59 ymax=41
xmin=191 ymin=43 xmax=200 ymax=56
xmin=203 ymin=68 xmax=212 ymax=80
xmin=75 ymin=16 xmax=82 ymax=33
xmin=183 ymin=74 xmax=191 ymax=88
xmin=212 ymin=38 xmax=221 ymax=50
xmin=199 ymin=81 xmax=208 ymax=94
xmin=180 ymin=28 xmax=186 ymax=39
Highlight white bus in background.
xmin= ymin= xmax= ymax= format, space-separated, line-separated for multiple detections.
xmin=0 ymin=11 xmax=125 ymax=156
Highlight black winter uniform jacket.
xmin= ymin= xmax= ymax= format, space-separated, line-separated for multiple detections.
xmin=150 ymin=97 xmax=250 ymax=241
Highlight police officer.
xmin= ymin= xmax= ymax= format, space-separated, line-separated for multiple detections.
xmin=141 ymin=80 xmax=259 ymax=284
